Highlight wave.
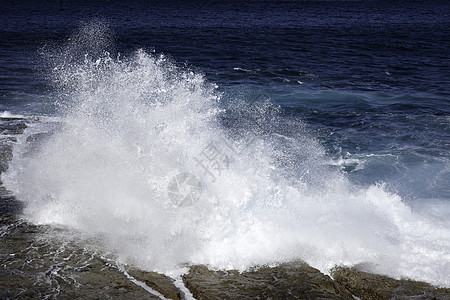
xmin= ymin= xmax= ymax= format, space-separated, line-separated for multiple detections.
xmin=3 ymin=22 xmax=449 ymax=287
xmin=0 ymin=111 xmax=26 ymax=119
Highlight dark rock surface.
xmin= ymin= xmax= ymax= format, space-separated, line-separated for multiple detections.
xmin=0 ymin=118 xmax=29 ymax=174
xmin=0 ymin=221 xmax=165 ymax=299
xmin=127 ymin=268 xmax=181 ymax=300
xmin=0 ymin=120 xmax=27 ymax=136
xmin=332 ymin=266 xmax=450 ymax=300
xmin=0 ymin=144 xmax=13 ymax=174
xmin=0 ymin=187 xmax=22 ymax=221
xmin=182 ymin=261 xmax=354 ymax=299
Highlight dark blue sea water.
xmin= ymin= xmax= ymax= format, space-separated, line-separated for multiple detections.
xmin=1 ymin=0 xmax=449 ymax=290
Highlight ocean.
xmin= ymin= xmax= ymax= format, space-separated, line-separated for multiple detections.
xmin=1 ymin=0 xmax=449 ymax=297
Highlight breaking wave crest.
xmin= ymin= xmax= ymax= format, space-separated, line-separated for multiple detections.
xmin=3 ymin=23 xmax=449 ymax=286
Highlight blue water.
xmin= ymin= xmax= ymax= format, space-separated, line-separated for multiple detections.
xmin=1 ymin=0 xmax=449 ymax=286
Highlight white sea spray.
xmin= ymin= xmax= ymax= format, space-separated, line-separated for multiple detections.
xmin=3 ymin=22 xmax=449 ymax=287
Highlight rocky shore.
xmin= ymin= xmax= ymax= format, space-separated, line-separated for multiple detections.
xmin=181 ymin=263 xmax=450 ymax=300
xmin=1 ymin=117 xmax=449 ymax=299
xmin=182 ymin=262 xmax=353 ymax=299
xmin=2 ymin=221 xmax=449 ymax=300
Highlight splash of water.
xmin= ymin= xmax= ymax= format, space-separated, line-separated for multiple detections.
xmin=3 ymin=23 xmax=450 ymax=287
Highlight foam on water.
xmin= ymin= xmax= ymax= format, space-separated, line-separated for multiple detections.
xmin=0 ymin=111 xmax=26 ymax=119
xmin=3 ymin=23 xmax=450 ymax=287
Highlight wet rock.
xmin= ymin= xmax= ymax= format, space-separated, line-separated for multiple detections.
xmin=127 ymin=268 xmax=181 ymax=300
xmin=0 ymin=222 xmax=164 ymax=299
xmin=0 ymin=119 xmax=29 ymax=174
xmin=25 ymin=131 xmax=54 ymax=144
xmin=0 ymin=117 xmax=26 ymax=122
xmin=331 ymin=266 xmax=450 ymax=300
xmin=0 ymin=190 xmax=22 ymax=220
xmin=0 ymin=143 xmax=13 ymax=174
xmin=183 ymin=261 xmax=354 ymax=299
xmin=0 ymin=121 xmax=27 ymax=135
xmin=23 ymin=131 xmax=54 ymax=157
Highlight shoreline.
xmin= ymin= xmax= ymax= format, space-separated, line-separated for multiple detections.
xmin=1 ymin=216 xmax=448 ymax=300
